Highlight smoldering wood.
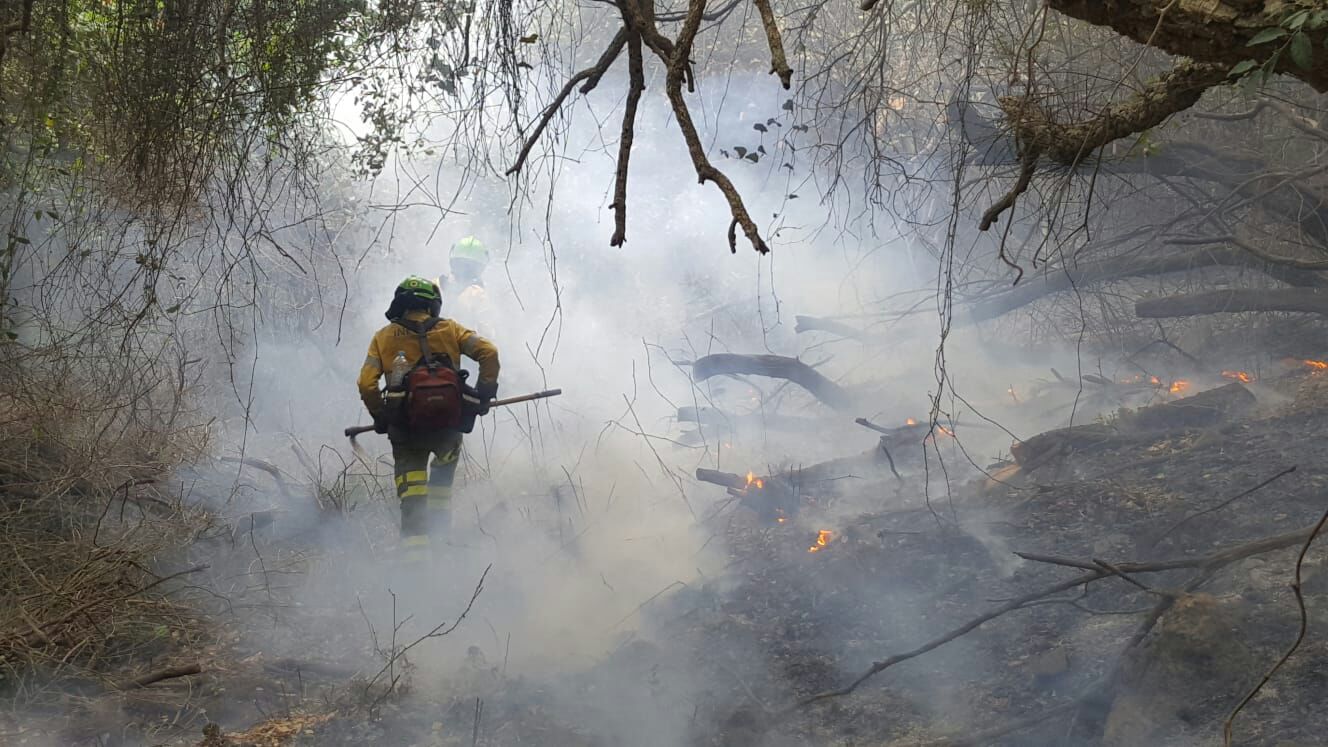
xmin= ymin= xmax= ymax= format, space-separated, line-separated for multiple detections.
xmin=696 ymin=438 xmax=902 ymax=519
xmin=1136 ymin=288 xmax=1328 ymax=318
xmin=1010 ymin=383 xmax=1255 ymax=469
xmin=691 ymin=353 xmax=855 ymax=411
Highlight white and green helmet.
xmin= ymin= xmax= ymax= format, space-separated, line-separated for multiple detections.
xmin=450 ymin=236 xmax=489 ymax=266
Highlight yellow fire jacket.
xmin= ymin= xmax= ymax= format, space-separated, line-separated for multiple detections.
xmin=357 ymin=310 xmax=500 ymax=417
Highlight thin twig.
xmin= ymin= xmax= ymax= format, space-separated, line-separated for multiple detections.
xmin=1223 ymin=502 xmax=1328 ymax=745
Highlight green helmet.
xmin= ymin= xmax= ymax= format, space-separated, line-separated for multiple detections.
xmin=396 ymin=274 xmax=441 ymax=301
xmin=450 ymin=236 xmax=488 ymax=265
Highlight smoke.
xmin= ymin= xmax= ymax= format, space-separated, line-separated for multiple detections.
xmin=186 ymin=65 xmax=1160 ymax=747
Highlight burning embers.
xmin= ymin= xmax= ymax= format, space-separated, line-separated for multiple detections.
xmin=1221 ymin=370 xmax=1255 ymax=383
xmin=807 ymin=529 xmax=833 ymax=553
xmin=745 ymin=471 xmax=764 ymax=490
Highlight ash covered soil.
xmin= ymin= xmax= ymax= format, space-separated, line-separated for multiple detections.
xmin=17 ymin=374 xmax=1328 ymax=747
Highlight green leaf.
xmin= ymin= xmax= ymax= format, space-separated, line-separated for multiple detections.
xmin=1247 ymin=26 xmax=1289 ymax=46
xmin=1291 ymin=31 xmax=1313 ymax=69
xmin=1229 ymin=59 xmax=1259 ymax=78
xmin=1286 ymin=9 xmax=1311 ymax=30
xmin=164 ymin=303 xmax=180 ymax=313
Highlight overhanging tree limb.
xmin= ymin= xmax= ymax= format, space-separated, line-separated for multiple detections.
xmin=1047 ymin=0 xmax=1328 ymax=93
xmin=999 ymin=59 xmax=1229 ymax=168
xmin=610 ymin=24 xmax=646 ymax=248
xmin=505 ymin=29 xmax=629 ymax=177
xmin=752 ymin=0 xmax=792 ymax=89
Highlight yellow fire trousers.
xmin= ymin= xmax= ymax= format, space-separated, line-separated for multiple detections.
xmin=390 ymin=430 xmax=463 ymax=560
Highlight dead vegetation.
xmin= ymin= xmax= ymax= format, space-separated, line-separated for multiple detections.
xmin=0 ymin=345 xmax=214 ymax=715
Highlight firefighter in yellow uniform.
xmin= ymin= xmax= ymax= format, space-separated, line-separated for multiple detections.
xmin=436 ymin=235 xmax=493 ymax=334
xmin=357 ymin=276 xmax=499 ymax=563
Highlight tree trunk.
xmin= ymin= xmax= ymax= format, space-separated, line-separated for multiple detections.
xmin=1136 ymin=289 xmax=1328 ymax=318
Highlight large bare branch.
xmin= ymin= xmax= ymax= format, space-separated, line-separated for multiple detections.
xmin=752 ymin=0 xmax=792 ymax=89
xmin=621 ymin=0 xmax=770 ymax=253
xmin=1000 ymin=59 xmax=1229 ymax=168
xmin=610 ymin=26 xmax=646 ymax=248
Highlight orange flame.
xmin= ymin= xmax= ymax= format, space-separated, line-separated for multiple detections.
xmin=937 ymin=424 xmax=955 ymax=437
xmin=745 ymin=471 xmax=764 ymax=490
xmin=1149 ymin=375 xmax=1161 ymax=386
xmin=1306 ymin=359 xmax=1328 ymax=371
xmin=905 ymin=418 xmax=917 ymax=426
xmin=807 ymin=529 xmax=833 ymax=553
xmin=1169 ymin=380 xmax=1190 ymax=394
xmin=1221 ymin=370 xmax=1255 ymax=383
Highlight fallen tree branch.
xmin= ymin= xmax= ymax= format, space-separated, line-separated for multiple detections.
xmin=969 ymin=246 xmax=1328 ymax=321
xmin=692 ymin=353 xmax=854 ymax=410
xmin=1164 ymin=235 xmax=1328 ymax=272
xmin=794 ymin=315 xmax=875 ymax=341
xmin=1136 ymin=288 xmax=1328 ymax=318
xmin=798 ymin=517 xmax=1328 ymax=709
xmin=113 ymin=662 xmax=203 ymax=690
xmin=1223 ymin=500 xmax=1328 ymax=746
xmin=1150 ymin=465 xmax=1298 ymax=549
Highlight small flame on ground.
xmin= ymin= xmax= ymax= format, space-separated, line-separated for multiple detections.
xmin=905 ymin=417 xmax=917 ymax=426
xmin=807 ymin=529 xmax=833 ymax=553
xmin=937 ymin=424 xmax=955 ymax=437
xmin=1221 ymin=370 xmax=1255 ymax=383
xmin=1149 ymin=375 xmax=1162 ymax=386
xmin=745 ymin=471 xmax=764 ymax=490
xmin=1169 ymin=379 xmax=1190 ymax=394
xmin=1306 ymin=359 xmax=1328 ymax=371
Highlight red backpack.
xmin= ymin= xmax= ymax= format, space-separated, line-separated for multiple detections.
xmin=398 ymin=318 xmax=464 ymax=431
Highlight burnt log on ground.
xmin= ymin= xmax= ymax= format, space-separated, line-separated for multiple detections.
xmin=1136 ymin=288 xmax=1328 ymax=318
xmin=1011 ymin=383 xmax=1256 ymax=470
xmin=969 ymin=248 xmax=1328 ymax=321
xmin=793 ymin=315 xmax=876 ymax=342
xmin=691 ymin=353 xmax=855 ymax=411
xmin=696 ymin=440 xmax=899 ymax=519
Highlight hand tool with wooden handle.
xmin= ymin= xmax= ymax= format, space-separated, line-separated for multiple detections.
xmin=344 ymin=388 xmax=562 ymax=439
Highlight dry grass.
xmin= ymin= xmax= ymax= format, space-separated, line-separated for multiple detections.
xmin=0 ymin=349 xmax=215 ymax=704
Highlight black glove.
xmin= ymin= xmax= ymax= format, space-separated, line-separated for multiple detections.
xmin=476 ymin=381 xmax=498 ymax=415
xmin=372 ymin=414 xmax=389 ymax=434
